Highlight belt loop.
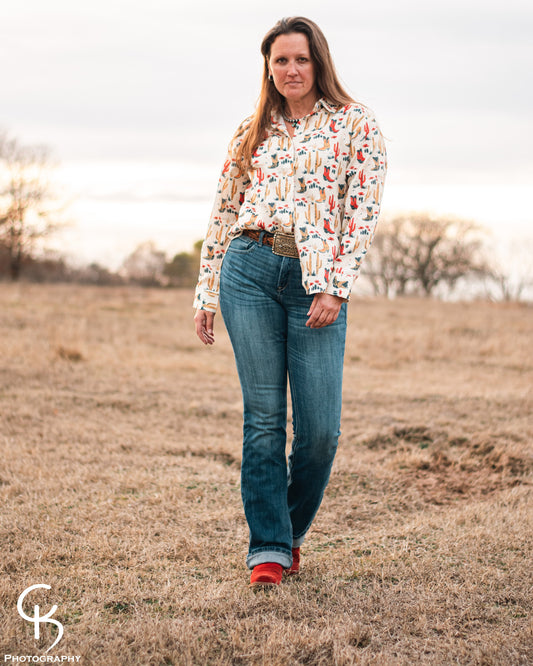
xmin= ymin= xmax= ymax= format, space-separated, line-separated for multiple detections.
xmin=258 ymin=230 xmax=266 ymax=245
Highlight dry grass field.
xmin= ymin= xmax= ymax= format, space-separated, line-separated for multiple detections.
xmin=0 ymin=284 xmax=531 ymax=665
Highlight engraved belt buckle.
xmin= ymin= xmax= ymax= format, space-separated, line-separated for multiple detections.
xmin=272 ymin=231 xmax=299 ymax=258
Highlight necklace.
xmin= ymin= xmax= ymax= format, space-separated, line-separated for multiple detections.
xmin=284 ymin=115 xmax=301 ymax=128
xmin=283 ymin=103 xmax=317 ymax=128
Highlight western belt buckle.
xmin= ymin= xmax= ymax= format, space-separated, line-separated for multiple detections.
xmin=272 ymin=231 xmax=299 ymax=258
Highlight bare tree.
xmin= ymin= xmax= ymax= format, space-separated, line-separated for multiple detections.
xmin=0 ymin=132 xmax=63 ymax=280
xmin=487 ymin=239 xmax=533 ymax=302
xmin=363 ymin=217 xmax=411 ymax=297
xmin=120 ymin=241 xmax=167 ymax=286
xmin=363 ymin=213 xmax=490 ymax=297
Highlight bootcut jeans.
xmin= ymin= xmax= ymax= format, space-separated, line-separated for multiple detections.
xmin=219 ymin=232 xmax=347 ymax=569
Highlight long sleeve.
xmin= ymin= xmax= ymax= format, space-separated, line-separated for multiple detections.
xmin=193 ymin=119 xmax=252 ymax=312
xmin=325 ymin=108 xmax=387 ymax=299
xmin=194 ymin=101 xmax=387 ymax=308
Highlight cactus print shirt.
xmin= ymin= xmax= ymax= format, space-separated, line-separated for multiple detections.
xmin=194 ymin=98 xmax=387 ymax=312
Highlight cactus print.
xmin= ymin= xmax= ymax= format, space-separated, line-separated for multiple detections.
xmin=194 ymin=98 xmax=387 ymax=312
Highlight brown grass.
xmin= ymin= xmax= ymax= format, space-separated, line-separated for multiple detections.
xmin=0 ymin=284 xmax=531 ymax=665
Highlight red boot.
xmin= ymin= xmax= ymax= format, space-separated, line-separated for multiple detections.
xmin=286 ymin=547 xmax=300 ymax=575
xmin=250 ymin=563 xmax=283 ymax=587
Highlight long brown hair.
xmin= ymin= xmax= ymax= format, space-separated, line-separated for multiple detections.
xmin=235 ymin=17 xmax=355 ymax=173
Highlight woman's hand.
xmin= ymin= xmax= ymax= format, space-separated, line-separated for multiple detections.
xmin=306 ymin=293 xmax=345 ymax=329
xmin=194 ymin=310 xmax=215 ymax=345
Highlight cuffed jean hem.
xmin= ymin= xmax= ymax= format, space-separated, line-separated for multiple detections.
xmin=246 ymin=548 xmax=292 ymax=570
xmin=292 ymin=535 xmax=306 ymax=548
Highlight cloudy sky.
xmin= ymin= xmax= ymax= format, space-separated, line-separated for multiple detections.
xmin=1 ymin=0 xmax=532 ymax=266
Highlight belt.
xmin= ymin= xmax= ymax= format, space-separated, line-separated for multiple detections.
xmin=241 ymin=229 xmax=299 ymax=258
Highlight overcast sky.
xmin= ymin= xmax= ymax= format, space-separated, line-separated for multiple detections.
xmin=1 ymin=0 xmax=532 ymax=264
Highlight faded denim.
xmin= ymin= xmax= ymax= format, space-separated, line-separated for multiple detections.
xmin=219 ymin=233 xmax=347 ymax=569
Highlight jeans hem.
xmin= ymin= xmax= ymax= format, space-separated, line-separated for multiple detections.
xmin=292 ymin=535 xmax=306 ymax=548
xmin=246 ymin=548 xmax=292 ymax=570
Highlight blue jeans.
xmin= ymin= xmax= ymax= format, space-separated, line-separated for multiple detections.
xmin=219 ymin=233 xmax=347 ymax=569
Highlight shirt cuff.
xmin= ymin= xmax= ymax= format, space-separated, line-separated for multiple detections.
xmin=193 ymin=290 xmax=219 ymax=312
xmin=324 ymin=273 xmax=356 ymax=300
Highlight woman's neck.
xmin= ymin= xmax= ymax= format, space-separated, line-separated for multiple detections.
xmin=284 ymin=95 xmax=320 ymax=120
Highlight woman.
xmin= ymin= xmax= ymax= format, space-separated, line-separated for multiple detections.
xmin=194 ymin=17 xmax=387 ymax=587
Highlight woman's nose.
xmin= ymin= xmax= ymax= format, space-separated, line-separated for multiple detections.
xmin=287 ymin=61 xmax=298 ymax=75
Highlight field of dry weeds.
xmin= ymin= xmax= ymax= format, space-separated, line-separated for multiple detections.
xmin=0 ymin=284 xmax=531 ymax=665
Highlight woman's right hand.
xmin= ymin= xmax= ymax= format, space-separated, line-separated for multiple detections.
xmin=194 ymin=309 xmax=215 ymax=345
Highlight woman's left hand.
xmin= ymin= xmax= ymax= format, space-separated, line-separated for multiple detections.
xmin=306 ymin=293 xmax=346 ymax=329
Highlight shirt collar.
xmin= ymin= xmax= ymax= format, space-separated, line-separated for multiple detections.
xmin=317 ymin=97 xmax=337 ymax=113
xmin=271 ymin=97 xmax=336 ymax=128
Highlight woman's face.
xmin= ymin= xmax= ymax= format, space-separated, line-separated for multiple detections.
xmin=268 ymin=32 xmax=318 ymax=109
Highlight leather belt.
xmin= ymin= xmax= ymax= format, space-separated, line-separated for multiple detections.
xmin=241 ymin=229 xmax=299 ymax=258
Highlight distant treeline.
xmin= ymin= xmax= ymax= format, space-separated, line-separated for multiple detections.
xmin=0 ymin=239 xmax=202 ymax=288
xmin=1 ymin=130 xmax=531 ymax=300
xmin=0 ymin=129 xmax=203 ymax=289
xmin=2 ymin=130 xmax=531 ymax=300
xmin=1 ymin=217 xmax=532 ymax=302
